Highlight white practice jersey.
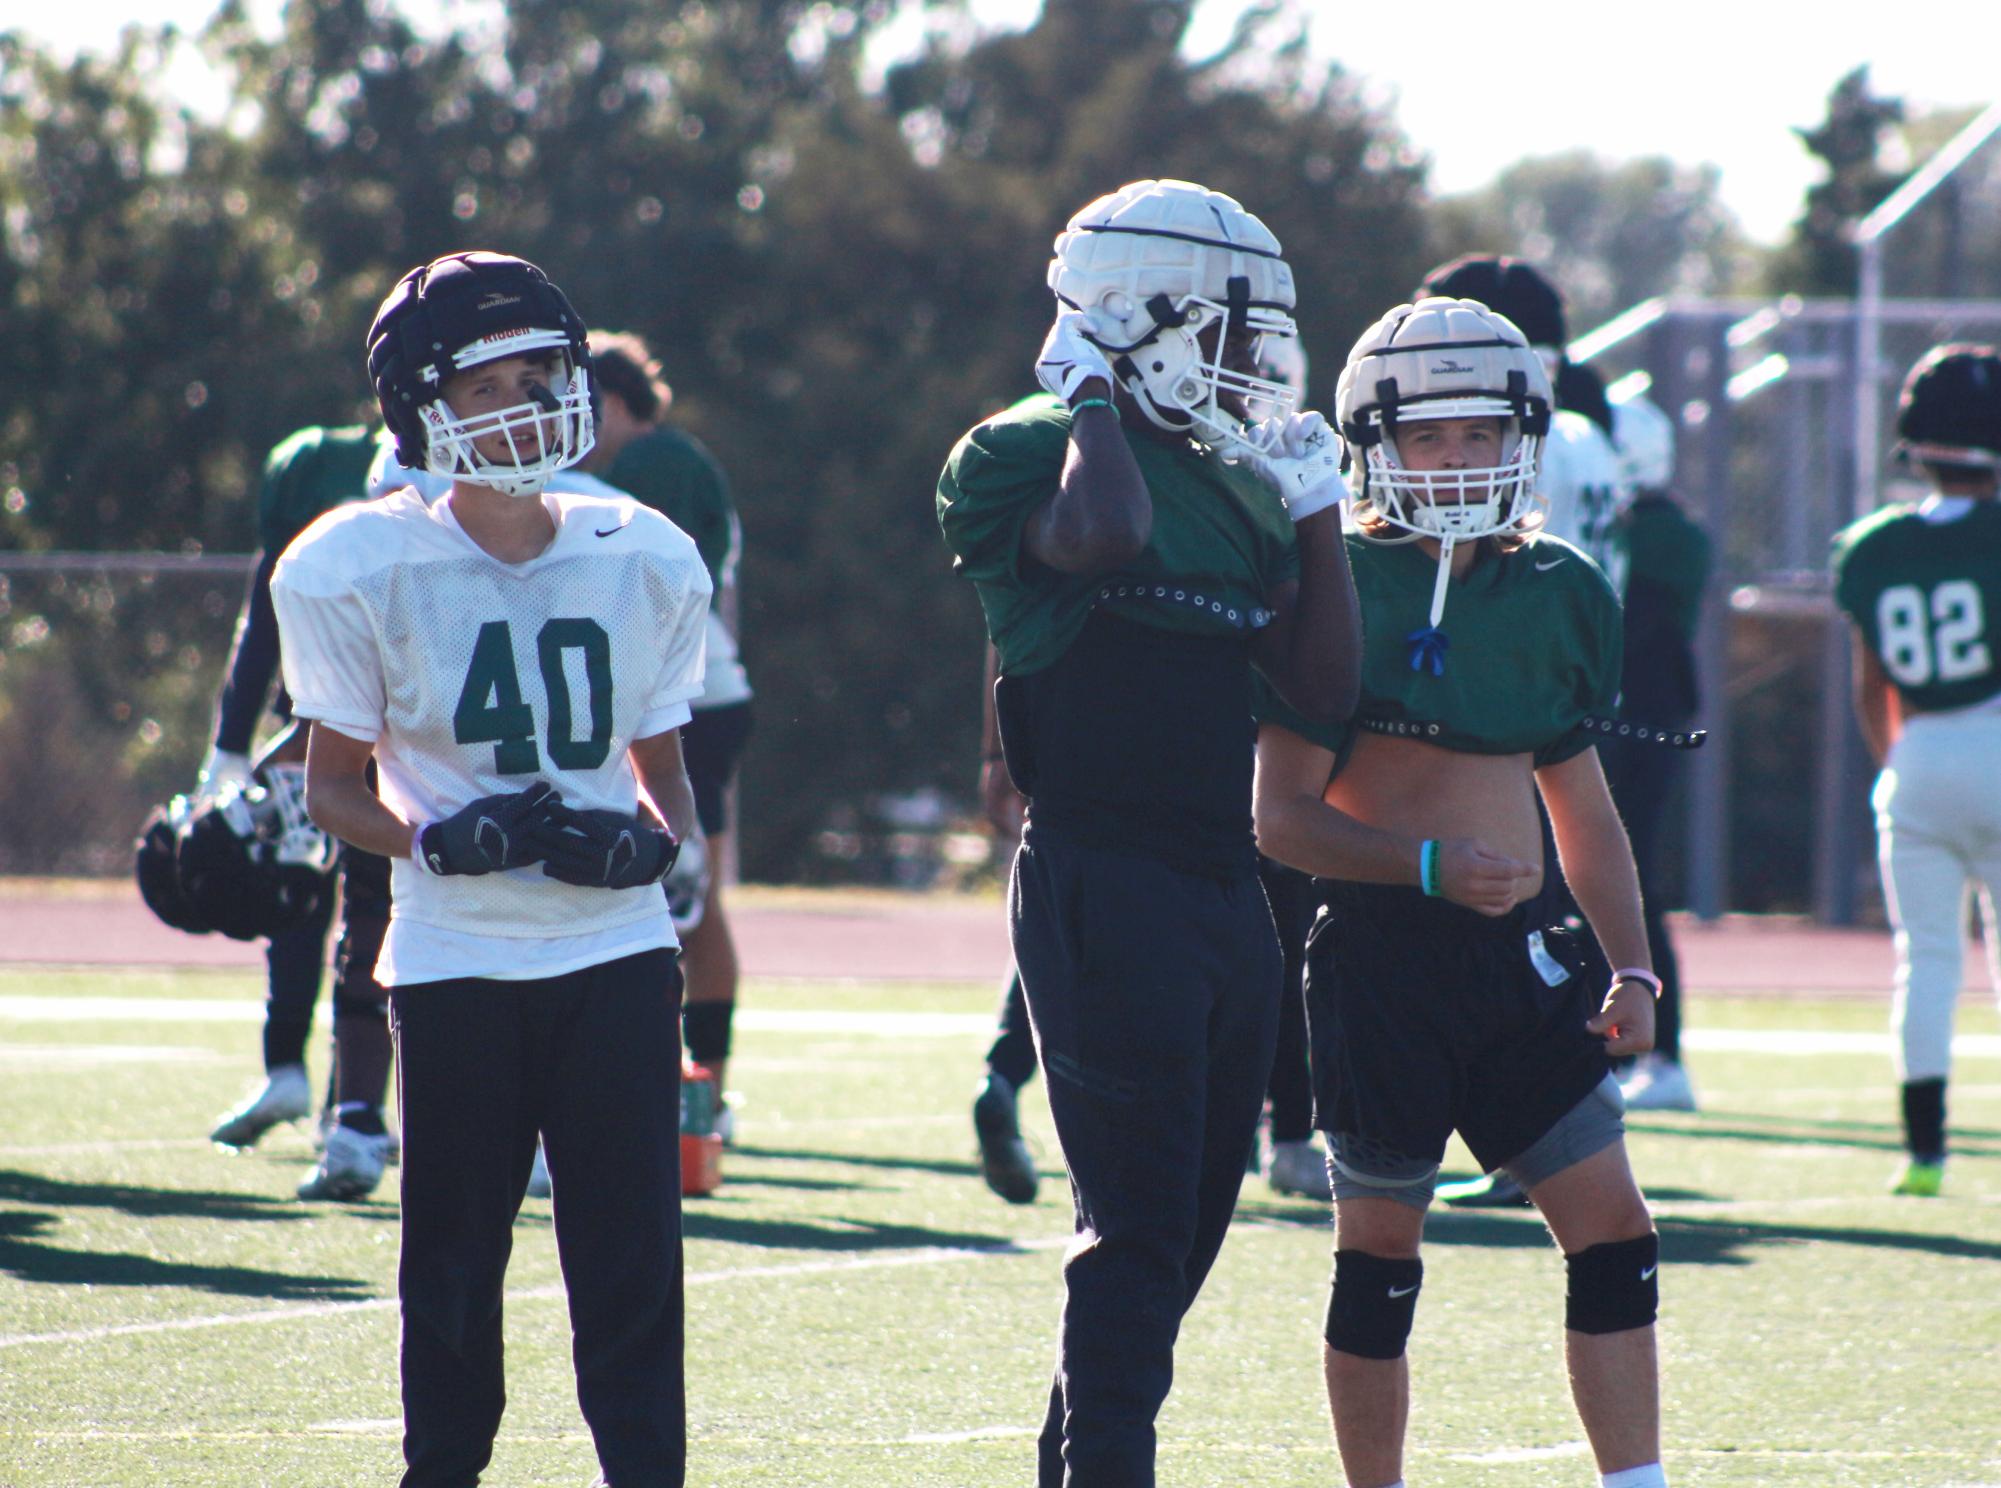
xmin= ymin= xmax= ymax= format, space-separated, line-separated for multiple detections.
xmin=271 ymin=486 xmax=712 ymax=986
xmin=1539 ymin=410 xmax=1631 ymax=593
xmin=373 ymin=446 xmax=754 ymax=712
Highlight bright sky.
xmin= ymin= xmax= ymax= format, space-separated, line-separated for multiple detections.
xmin=16 ymin=0 xmax=1998 ymax=245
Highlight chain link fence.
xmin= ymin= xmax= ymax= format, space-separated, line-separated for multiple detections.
xmin=0 ymin=553 xmax=254 ymax=875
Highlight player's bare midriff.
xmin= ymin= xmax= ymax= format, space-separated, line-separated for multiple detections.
xmin=1325 ymin=731 xmax=1544 ymax=905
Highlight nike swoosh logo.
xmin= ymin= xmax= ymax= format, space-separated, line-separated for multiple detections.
xmin=1535 ymin=557 xmax=1564 ymax=571
xmin=1639 ymin=1266 xmax=1657 ymax=1281
xmin=1387 ymin=1283 xmax=1419 ymax=1298
xmin=595 ymin=520 xmax=632 ymax=538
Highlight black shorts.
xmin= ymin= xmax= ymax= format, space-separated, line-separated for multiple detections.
xmin=1305 ymin=881 xmax=1609 ymax=1177
xmin=681 ymin=702 xmax=753 ymax=837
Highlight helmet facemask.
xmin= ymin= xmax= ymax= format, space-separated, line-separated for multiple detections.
xmin=422 ymin=329 xmax=597 ymax=499
xmin=1082 ymin=291 xmax=1300 ymax=454
xmin=1048 ymin=179 xmax=1299 ymax=457
xmin=1352 ymin=399 xmax=1543 ymax=545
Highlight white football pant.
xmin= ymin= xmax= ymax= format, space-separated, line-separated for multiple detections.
xmin=1871 ymin=705 xmax=2001 ymax=1082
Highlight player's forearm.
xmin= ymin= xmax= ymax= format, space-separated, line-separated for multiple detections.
xmin=305 ymin=769 xmax=417 ymax=862
xmin=213 ymin=549 xmax=283 ymax=754
xmin=1255 ymin=791 xmax=1416 ymax=887
xmin=1260 ymin=511 xmax=1361 ymax=721
xmin=1554 ymin=812 xmax=1651 ymax=973
xmin=1025 ymin=403 xmax=1152 ymax=573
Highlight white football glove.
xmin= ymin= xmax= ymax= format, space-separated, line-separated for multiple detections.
xmin=1237 ymin=411 xmax=1345 ymax=523
xmin=194 ymin=747 xmax=253 ymax=805
xmin=1034 ymin=310 xmax=1117 ymax=405
xmin=664 ymin=830 xmax=711 ymax=936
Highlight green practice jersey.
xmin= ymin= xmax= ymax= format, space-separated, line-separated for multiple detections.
xmin=1832 ymin=497 xmax=2001 ymax=713
xmin=605 ymin=427 xmax=739 ymax=600
xmin=1622 ymin=495 xmax=1710 ymax=645
xmin=936 ymin=394 xmax=1299 ymax=675
xmin=1257 ymin=532 xmax=1622 ymax=769
xmin=258 ymin=425 xmax=381 ymax=554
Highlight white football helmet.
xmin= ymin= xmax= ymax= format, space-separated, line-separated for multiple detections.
xmin=1048 ymin=179 xmax=1299 ymax=453
xmin=1609 ymin=390 xmax=1677 ymax=492
xmin=1336 ymin=296 xmax=1553 ymax=545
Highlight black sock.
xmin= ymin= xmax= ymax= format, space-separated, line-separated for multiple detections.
xmin=684 ymin=1000 xmax=735 ymax=1068
xmin=335 ymin=1102 xmax=387 ymax=1137
xmin=1901 ymin=1078 xmax=1946 ymax=1163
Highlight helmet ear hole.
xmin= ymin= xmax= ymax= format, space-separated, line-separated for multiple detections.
xmin=1101 ymin=291 xmax=1133 ymax=321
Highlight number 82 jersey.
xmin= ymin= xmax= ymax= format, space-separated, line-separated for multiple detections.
xmin=271 ymin=486 xmax=712 ymax=984
xmin=1832 ymin=497 xmax=2001 ymax=715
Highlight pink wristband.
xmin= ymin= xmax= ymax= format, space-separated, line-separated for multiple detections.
xmin=1612 ymin=967 xmax=1662 ymax=998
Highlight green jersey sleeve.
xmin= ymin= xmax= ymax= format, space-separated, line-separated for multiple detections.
xmin=938 ymin=395 xmax=1301 ymax=675
xmin=256 ymin=425 xmax=379 ymax=554
xmin=605 ymin=428 xmax=738 ymax=591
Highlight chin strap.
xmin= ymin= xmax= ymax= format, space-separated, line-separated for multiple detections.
xmin=1405 ymin=536 xmax=1456 ymax=676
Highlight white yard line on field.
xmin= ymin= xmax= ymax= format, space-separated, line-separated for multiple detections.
xmin=0 ymin=1236 xmax=1076 ymax=1352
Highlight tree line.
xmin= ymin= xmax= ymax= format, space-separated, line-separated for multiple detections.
xmin=0 ymin=0 xmax=1929 ymax=881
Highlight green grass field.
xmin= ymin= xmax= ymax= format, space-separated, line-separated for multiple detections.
xmin=1 ymin=967 xmax=1998 ymax=1487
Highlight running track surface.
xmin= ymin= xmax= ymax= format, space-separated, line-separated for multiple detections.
xmin=0 ymin=880 xmax=1989 ymax=997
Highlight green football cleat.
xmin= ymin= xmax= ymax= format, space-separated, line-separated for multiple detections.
xmin=1891 ymin=1160 xmax=1944 ymax=1198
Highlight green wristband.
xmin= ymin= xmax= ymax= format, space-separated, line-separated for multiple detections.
xmin=1070 ymin=397 xmax=1113 ymax=415
xmin=1419 ymin=839 xmax=1442 ymax=897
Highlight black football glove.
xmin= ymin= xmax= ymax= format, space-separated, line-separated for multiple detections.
xmin=530 ymin=805 xmax=680 ymax=890
xmin=416 ymin=782 xmax=563 ymax=877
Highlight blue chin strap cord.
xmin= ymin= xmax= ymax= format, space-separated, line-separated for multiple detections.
xmin=1405 ymin=534 xmax=1457 ymax=676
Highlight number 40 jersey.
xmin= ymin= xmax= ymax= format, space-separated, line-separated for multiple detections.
xmin=271 ymin=486 xmax=712 ymax=986
xmin=1832 ymin=496 xmax=2001 ymax=715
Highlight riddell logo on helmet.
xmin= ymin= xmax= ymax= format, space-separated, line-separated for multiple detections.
xmin=477 ymin=291 xmax=523 ymax=310
xmin=1430 ymin=359 xmax=1475 ymax=375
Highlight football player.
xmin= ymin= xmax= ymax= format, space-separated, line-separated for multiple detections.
xmin=1831 ymin=343 xmax=2001 ymax=1198
xmin=272 ymin=251 xmax=709 ymax=1486
xmin=196 ymin=422 xmax=403 ymax=1203
xmin=1605 ymin=390 xmax=1711 ymax=1112
xmin=937 ymin=178 xmax=1360 ymax=1484
xmin=584 ymin=330 xmax=753 ymax=1136
xmin=1253 ymin=296 xmax=1668 ymax=1488
xmin=1413 ymin=256 xmax=1630 ymax=1207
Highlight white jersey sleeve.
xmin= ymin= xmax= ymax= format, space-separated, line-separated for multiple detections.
xmin=1539 ymin=410 xmax=1632 ymax=593
xmin=270 ymin=486 xmax=714 ymax=986
xmin=271 ymin=531 xmax=389 ymax=743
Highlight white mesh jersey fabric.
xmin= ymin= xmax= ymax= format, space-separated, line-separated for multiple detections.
xmin=1539 ymin=410 xmax=1631 ymax=592
xmin=272 ymin=486 xmax=712 ymax=983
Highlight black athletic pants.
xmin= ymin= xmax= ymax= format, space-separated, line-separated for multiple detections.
xmin=1258 ymin=857 xmax=1318 ymax=1144
xmin=390 ymin=948 xmax=685 ymax=1488
xmin=1011 ymin=834 xmax=1280 ymax=1488
xmin=262 ymin=886 xmax=336 ymax=1071
xmin=990 ymin=858 xmax=1313 ymax=1133
xmin=988 ymin=969 xmax=1039 ymax=1090
xmin=1601 ymin=738 xmax=1685 ymax=1060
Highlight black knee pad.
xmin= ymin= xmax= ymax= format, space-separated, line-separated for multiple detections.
xmin=684 ymin=999 xmax=735 ymax=1064
xmin=1325 ymin=1249 xmax=1423 ymax=1360
xmin=1565 ymin=1233 xmax=1659 ymax=1335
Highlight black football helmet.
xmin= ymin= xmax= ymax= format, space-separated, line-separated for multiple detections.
xmin=134 ymin=796 xmax=213 ymax=935
xmin=165 ymin=769 xmax=339 ymax=941
xmin=1417 ymin=254 xmax=1568 ymax=353
xmin=1895 ymin=343 xmax=2001 ymax=471
xmin=366 ymin=251 xmax=597 ymax=498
